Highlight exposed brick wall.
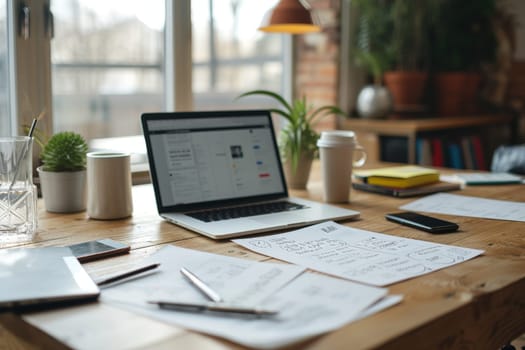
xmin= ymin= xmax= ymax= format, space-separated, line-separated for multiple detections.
xmin=295 ymin=0 xmax=341 ymax=131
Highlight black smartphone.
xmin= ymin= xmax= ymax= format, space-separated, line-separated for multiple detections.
xmin=385 ymin=212 xmax=459 ymax=233
xmin=67 ymin=239 xmax=130 ymax=263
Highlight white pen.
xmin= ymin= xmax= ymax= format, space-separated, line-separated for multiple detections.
xmin=180 ymin=266 xmax=223 ymax=302
xmin=172 ymin=267 xmax=278 ymax=317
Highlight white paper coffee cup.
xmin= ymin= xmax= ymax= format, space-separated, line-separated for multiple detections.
xmin=317 ymin=131 xmax=366 ymax=203
xmin=87 ymin=152 xmax=133 ymax=220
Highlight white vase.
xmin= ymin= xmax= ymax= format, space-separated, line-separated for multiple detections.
xmin=37 ymin=167 xmax=87 ymax=213
xmin=357 ymin=85 xmax=393 ymax=119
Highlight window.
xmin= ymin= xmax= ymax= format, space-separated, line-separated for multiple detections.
xmin=192 ymin=0 xmax=284 ymax=109
xmin=0 ymin=0 xmax=289 ymax=170
xmin=45 ymin=0 xmax=286 ymax=141
xmin=51 ymin=0 xmax=165 ymax=139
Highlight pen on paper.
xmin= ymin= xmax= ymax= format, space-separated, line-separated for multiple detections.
xmin=148 ymin=300 xmax=278 ymax=318
xmin=172 ymin=267 xmax=279 ymax=317
xmin=95 ymin=263 xmax=160 ymax=286
xmin=180 ymin=266 xmax=223 ymax=302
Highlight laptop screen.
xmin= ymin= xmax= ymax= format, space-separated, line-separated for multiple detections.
xmin=142 ymin=110 xmax=288 ymax=211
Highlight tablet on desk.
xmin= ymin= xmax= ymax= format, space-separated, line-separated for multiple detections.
xmin=0 ymin=247 xmax=100 ymax=310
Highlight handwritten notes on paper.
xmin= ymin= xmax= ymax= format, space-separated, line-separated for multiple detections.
xmin=401 ymin=193 xmax=525 ymax=222
xmin=101 ymin=245 xmax=393 ymax=349
xmin=233 ymin=221 xmax=484 ymax=286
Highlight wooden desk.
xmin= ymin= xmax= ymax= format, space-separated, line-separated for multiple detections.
xmin=1 ymin=162 xmax=525 ymax=349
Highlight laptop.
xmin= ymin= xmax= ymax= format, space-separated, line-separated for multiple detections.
xmin=141 ymin=110 xmax=360 ymax=239
xmin=0 ymin=247 xmax=100 ymax=310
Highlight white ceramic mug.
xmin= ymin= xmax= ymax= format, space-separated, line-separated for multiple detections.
xmin=87 ymin=152 xmax=133 ymax=220
xmin=317 ymin=131 xmax=366 ymax=203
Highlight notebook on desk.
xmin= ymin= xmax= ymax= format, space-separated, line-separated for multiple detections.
xmin=0 ymin=247 xmax=100 ymax=310
xmin=141 ymin=110 xmax=359 ymax=239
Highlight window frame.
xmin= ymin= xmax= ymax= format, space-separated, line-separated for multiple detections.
xmin=9 ymin=0 xmax=53 ymax=138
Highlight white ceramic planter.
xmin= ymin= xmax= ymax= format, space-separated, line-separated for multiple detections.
xmin=37 ymin=167 xmax=87 ymax=213
xmin=357 ymin=85 xmax=393 ymax=119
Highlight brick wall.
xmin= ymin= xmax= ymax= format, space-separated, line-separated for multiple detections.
xmin=295 ymin=0 xmax=341 ymax=131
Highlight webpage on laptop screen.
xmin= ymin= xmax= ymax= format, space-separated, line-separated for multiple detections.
xmin=147 ymin=116 xmax=285 ymax=206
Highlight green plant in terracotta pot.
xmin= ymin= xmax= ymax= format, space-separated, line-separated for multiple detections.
xmin=238 ymin=90 xmax=345 ymax=189
xmin=37 ymin=131 xmax=88 ymax=213
xmin=430 ymin=0 xmax=497 ymax=115
xmin=353 ymin=0 xmax=432 ymax=115
xmin=383 ymin=0 xmax=432 ymax=112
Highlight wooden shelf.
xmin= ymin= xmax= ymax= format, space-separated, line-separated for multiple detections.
xmin=339 ymin=114 xmax=516 ymax=165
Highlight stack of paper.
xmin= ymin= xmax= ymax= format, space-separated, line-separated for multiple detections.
xmin=101 ymin=245 xmax=397 ymax=349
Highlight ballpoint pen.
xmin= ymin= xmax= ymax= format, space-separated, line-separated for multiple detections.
xmin=147 ymin=300 xmax=278 ymax=318
xmin=179 ymin=266 xmax=223 ymax=302
xmin=95 ymin=263 xmax=160 ymax=286
xmin=149 ymin=266 xmax=279 ymax=318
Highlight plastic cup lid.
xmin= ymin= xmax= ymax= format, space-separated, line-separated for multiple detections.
xmin=317 ymin=130 xmax=357 ymax=147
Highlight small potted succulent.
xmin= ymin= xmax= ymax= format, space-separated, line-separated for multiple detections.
xmin=238 ymin=90 xmax=345 ymax=189
xmin=37 ymin=131 xmax=88 ymax=213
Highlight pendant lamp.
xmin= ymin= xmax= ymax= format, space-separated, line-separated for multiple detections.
xmin=259 ymin=0 xmax=320 ymax=34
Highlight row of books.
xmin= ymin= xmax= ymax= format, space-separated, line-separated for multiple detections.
xmin=353 ymin=165 xmax=461 ymax=198
xmin=416 ymin=135 xmax=487 ymax=170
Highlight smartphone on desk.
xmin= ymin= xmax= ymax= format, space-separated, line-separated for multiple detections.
xmin=386 ymin=212 xmax=459 ymax=234
xmin=67 ymin=238 xmax=130 ymax=263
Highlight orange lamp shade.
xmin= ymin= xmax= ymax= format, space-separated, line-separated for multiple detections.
xmin=259 ymin=0 xmax=320 ymax=34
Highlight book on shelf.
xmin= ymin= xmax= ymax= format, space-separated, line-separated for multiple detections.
xmin=352 ymin=181 xmax=462 ymax=197
xmin=470 ymin=136 xmax=487 ymax=170
xmin=416 ymin=138 xmax=432 ymax=166
xmin=461 ymin=137 xmax=475 ymax=170
xmin=431 ymin=139 xmax=445 ymax=167
xmin=416 ymin=135 xmax=487 ymax=170
xmin=353 ymin=165 xmax=440 ymax=189
xmin=447 ymin=142 xmax=464 ymax=169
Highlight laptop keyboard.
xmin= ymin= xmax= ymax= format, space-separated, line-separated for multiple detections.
xmin=186 ymin=201 xmax=307 ymax=222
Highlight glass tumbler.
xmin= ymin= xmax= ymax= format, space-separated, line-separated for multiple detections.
xmin=0 ymin=137 xmax=37 ymax=242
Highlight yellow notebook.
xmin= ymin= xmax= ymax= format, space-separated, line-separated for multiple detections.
xmin=354 ymin=166 xmax=440 ymax=189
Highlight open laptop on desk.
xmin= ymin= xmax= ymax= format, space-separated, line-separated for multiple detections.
xmin=141 ymin=110 xmax=359 ymax=239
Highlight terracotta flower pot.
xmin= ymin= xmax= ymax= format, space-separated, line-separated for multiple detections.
xmin=463 ymin=73 xmax=482 ymax=114
xmin=434 ymin=72 xmax=481 ymax=116
xmin=384 ymin=71 xmax=429 ymax=109
xmin=283 ymin=153 xmax=313 ymax=190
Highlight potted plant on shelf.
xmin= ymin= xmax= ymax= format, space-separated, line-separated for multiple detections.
xmin=238 ymin=90 xmax=345 ymax=189
xmin=353 ymin=0 xmax=431 ymax=117
xmin=383 ymin=0 xmax=431 ymax=114
xmin=353 ymin=0 xmax=393 ymax=119
xmin=429 ymin=0 xmax=497 ymax=115
xmin=37 ymin=131 xmax=88 ymax=213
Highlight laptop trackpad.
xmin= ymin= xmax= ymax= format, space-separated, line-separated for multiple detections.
xmin=251 ymin=212 xmax=308 ymax=226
